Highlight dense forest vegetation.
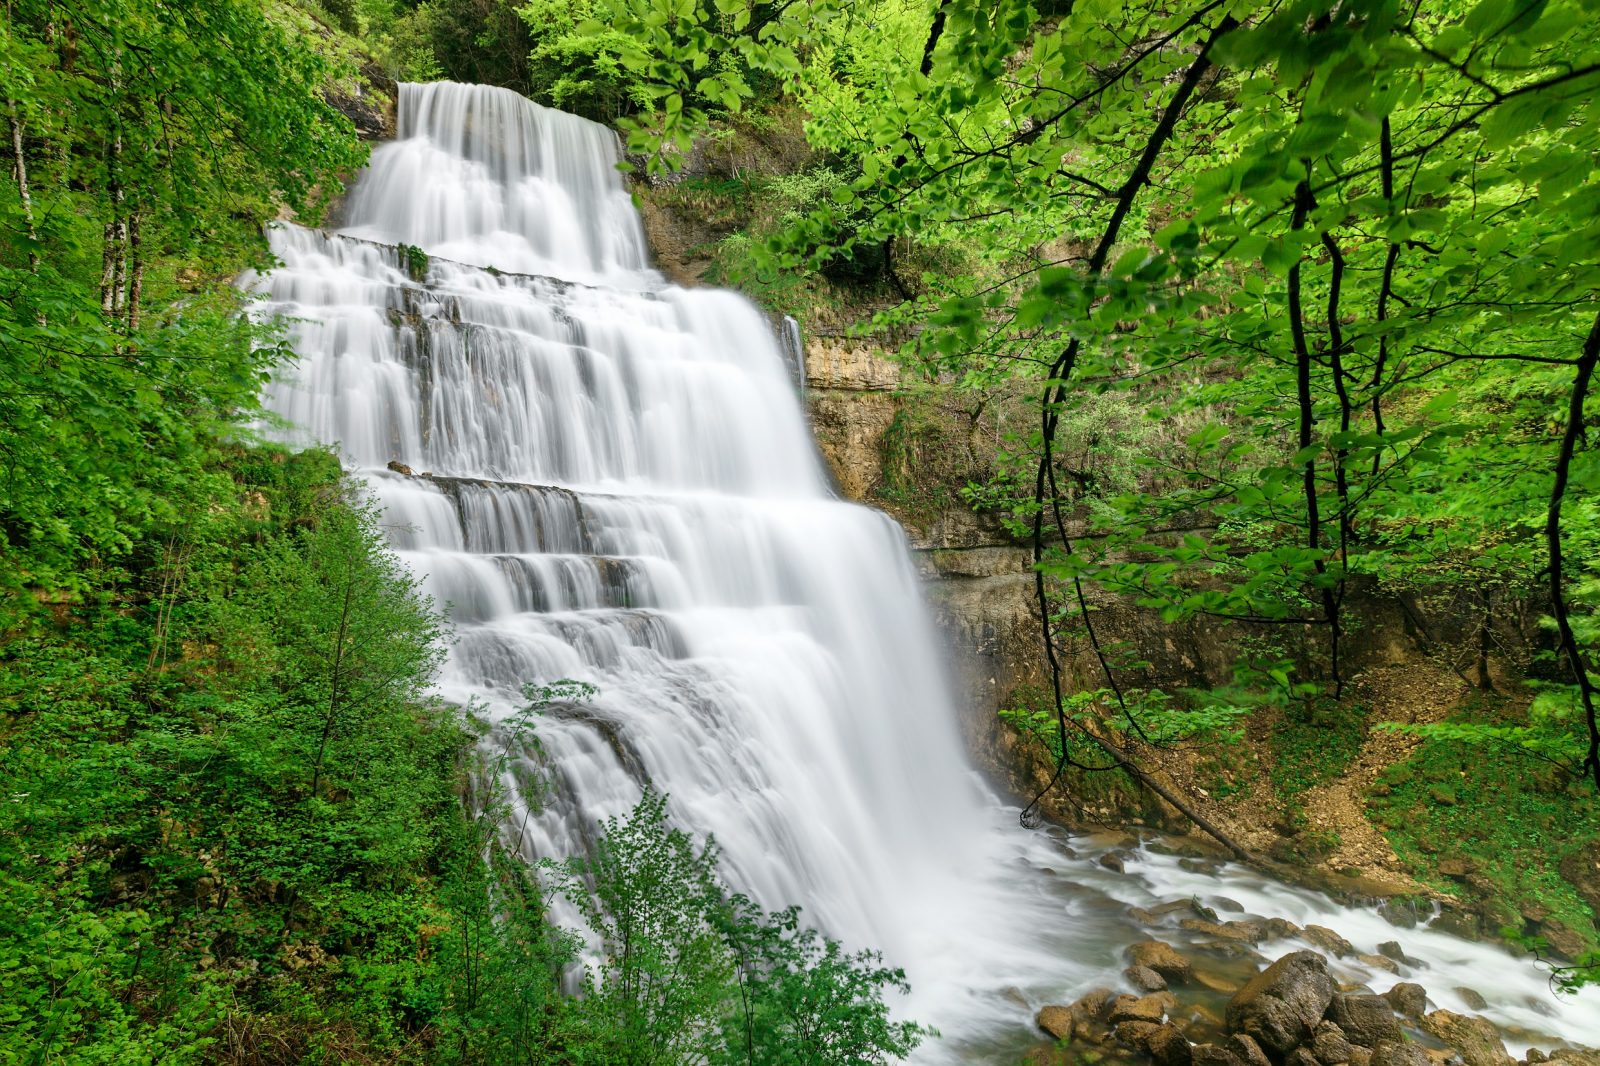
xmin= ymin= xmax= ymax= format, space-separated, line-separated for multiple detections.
xmin=3 ymin=0 xmax=1600 ymax=1059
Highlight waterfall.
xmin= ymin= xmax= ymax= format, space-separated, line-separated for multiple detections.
xmin=249 ymin=81 xmax=1599 ymax=1061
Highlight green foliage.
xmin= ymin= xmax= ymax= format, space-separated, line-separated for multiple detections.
xmin=1271 ymin=701 xmax=1370 ymax=802
xmin=399 ymin=241 xmax=432 ymax=280
xmin=1368 ymin=718 xmax=1600 ymax=963
xmin=0 ymin=453 xmax=465 ymax=1062
xmin=1 ymin=0 xmax=366 ymax=598
xmin=546 ymin=791 xmax=929 ymax=1066
xmin=520 ymin=0 xmax=657 ymax=119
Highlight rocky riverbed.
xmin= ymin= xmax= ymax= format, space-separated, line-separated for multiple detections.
xmin=1027 ymin=897 xmax=1598 ymax=1066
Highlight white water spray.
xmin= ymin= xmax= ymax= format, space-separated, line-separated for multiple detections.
xmin=250 ymin=82 xmax=1599 ymax=1061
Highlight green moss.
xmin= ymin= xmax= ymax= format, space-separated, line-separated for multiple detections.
xmin=1366 ymin=720 xmax=1600 ymax=955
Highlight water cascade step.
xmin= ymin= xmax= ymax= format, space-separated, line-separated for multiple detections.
xmin=248 ymin=81 xmax=1600 ymax=1061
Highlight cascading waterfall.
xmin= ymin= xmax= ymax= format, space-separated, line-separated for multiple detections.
xmin=250 ymin=81 xmax=1600 ymax=1061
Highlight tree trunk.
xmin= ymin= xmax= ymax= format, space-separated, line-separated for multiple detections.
xmin=7 ymin=103 xmax=37 ymax=272
xmin=126 ymin=209 xmax=143 ymax=330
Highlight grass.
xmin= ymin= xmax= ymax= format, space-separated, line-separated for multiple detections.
xmin=1270 ymin=699 xmax=1370 ymax=802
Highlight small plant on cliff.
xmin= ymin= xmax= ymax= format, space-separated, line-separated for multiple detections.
xmin=398 ymin=242 xmax=430 ymax=281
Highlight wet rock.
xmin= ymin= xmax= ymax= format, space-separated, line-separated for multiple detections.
xmin=1558 ymin=843 xmax=1600 ymax=915
xmin=1226 ymin=951 xmax=1337 ymax=1057
xmin=1102 ymin=851 xmax=1130 ymax=873
xmin=1381 ymin=898 xmax=1429 ymax=930
xmin=1038 ymin=1005 xmax=1075 ymax=1040
xmin=1382 ymin=983 xmax=1428 ymax=1021
xmin=1421 ymin=1010 xmax=1514 ymax=1066
xmin=1452 ymin=987 xmax=1488 ymax=1011
xmin=1534 ymin=919 xmax=1588 ymax=962
xmin=1349 ymin=1049 xmax=1372 ymax=1066
xmin=1376 ymin=942 xmax=1413 ymax=966
xmin=1423 ymin=1049 xmax=1460 ymax=1066
xmin=1110 ymin=993 xmax=1172 ymax=1025
xmin=1329 ymin=994 xmax=1404 ymax=1048
xmin=1371 ymin=1044 xmax=1432 ymax=1066
xmin=1216 ymin=897 xmax=1246 ymax=913
xmin=1194 ymin=969 xmax=1245 ymax=995
xmin=1266 ymin=918 xmax=1304 ymax=941
xmin=1429 ymin=907 xmax=1483 ymax=942
xmin=1524 ymin=1051 xmax=1547 ymax=1064
xmin=1548 ymin=1051 xmax=1600 ymax=1066
xmin=1304 ymin=925 xmax=1357 ymax=957
xmin=386 ymin=459 xmax=414 ymax=476
xmin=1181 ymin=857 xmax=1225 ymax=876
xmin=1231 ymin=1033 xmax=1274 ymax=1066
xmin=1130 ymin=941 xmax=1194 ymax=983
xmin=1290 ymin=1049 xmax=1326 ymax=1066
xmin=1118 ymin=1020 xmax=1165 ymax=1048
xmin=1194 ymin=1044 xmax=1247 ymax=1066
xmin=1063 ymin=986 xmax=1120 ymax=1040
xmin=1182 ymin=918 xmax=1269 ymax=943
xmin=1149 ymin=1024 xmax=1195 ymax=1066
xmin=1313 ymin=1021 xmax=1356 ymax=1065
xmin=1358 ymin=953 xmax=1401 ymax=975
xmin=1128 ymin=965 xmax=1170 ymax=992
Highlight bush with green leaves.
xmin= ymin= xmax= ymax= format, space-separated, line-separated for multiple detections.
xmin=546 ymin=791 xmax=930 ymax=1066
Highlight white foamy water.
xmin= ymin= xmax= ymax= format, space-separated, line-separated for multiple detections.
xmin=248 ymin=81 xmax=1599 ymax=1060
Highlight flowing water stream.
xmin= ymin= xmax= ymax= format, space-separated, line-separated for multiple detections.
xmin=249 ymin=81 xmax=1600 ymax=1062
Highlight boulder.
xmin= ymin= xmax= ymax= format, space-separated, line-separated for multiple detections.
xmin=1329 ymin=994 xmax=1404 ymax=1048
xmin=1128 ymin=964 xmax=1170 ymax=992
xmin=1267 ymin=918 xmax=1305 ymax=941
xmin=1371 ymin=1044 xmax=1432 ymax=1066
xmin=1101 ymin=851 xmax=1128 ymax=873
xmin=1290 ymin=1050 xmax=1325 ymax=1066
xmin=1071 ymin=987 xmax=1118 ymax=1022
xmin=1358 ymin=954 xmax=1401 ymax=975
xmin=386 ymin=459 xmax=414 ymax=476
xmin=1313 ymin=1021 xmax=1356 ymax=1065
xmin=1304 ymin=926 xmax=1356 ymax=957
xmin=1149 ymin=1024 xmax=1195 ymax=1066
xmin=1110 ymin=993 xmax=1170 ymax=1025
xmin=1038 ymin=1005 xmax=1075 ymax=1041
xmin=1350 ymin=1050 xmax=1372 ymax=1066
xmin=1226 ymin=951 xmax=1337 ymax=1057
xmin=1421 ymin=1010 xmax=1514 ymax=1066
xmin=1182 ymin=918 xmax=1269 ymax=943
xmin=1130 ymin=941 xmax=1195 ymax=983
xmin=1525 ymin=1052 xmax=1547 ymax=1064
xmin=1231 ymin=1034 xmax=1275 ymax=1066
xmin=1534 ymin=919 xmax=1589 ymax=962
xmin=1376 ymin=942 xmax=1413 ymax=966
xmin=1194 ymin=1044 xmax=1247 ymax=1066
xmin=1452 ymin=988 xmax=1488 ymax=1012
xmin=1558 ymin=843 xmax=1600 ymax=915
xmin=1382 ymin=983 xmax=1428 ymax=1021
xmin=1118 ymin=1020 xmax=1165 ymax=1048
xmin=1548 ymin=1050 xmax=1600 ymax=1066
